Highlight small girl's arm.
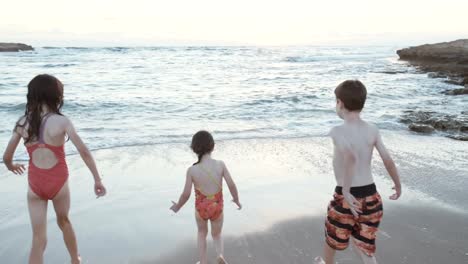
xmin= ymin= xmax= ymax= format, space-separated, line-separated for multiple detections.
xmin=171 ymin=169 xmax=193 ymax=213
xmin=65 ymin=118 xmax=106 ymax=197
xmin=221 ymin=161 xmax=241 ymax=209
xmin=2 ymin=131 xmax=25 ymax=175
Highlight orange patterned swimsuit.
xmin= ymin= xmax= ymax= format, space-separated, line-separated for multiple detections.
xmin=194 ymin=166 xmax=224 ymax=221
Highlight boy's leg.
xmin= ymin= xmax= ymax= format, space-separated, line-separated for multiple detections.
xmin=210 ymin=213 xmax=226 ymax=263
xmin=52 ymin=182 xmax=80 ymax=264
xmin=321 ymin=190 xmax=354 ymax=264
xmin=351 ymin=190 xmax=383 ymax=264
xmin=351 ymin=239 xmax=378 ymax=264
xmin=195 ymin=212 xmax=209 ymax=264
xmin=322 ymin=242 xmax=336 ymax=264
xmin=27 ymin=188 xmax=48 ymax=264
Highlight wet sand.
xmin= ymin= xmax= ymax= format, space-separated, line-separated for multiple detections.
xmin=0 ymin=132 xmax=467 ymax=263
xmin=150 ymin=205 xmax=468 ymax=264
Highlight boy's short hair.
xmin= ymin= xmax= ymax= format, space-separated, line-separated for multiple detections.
xmin=334 ymin=80 xmax=367 ymax=111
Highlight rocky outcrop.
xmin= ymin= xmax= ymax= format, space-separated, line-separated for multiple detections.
xmin=401 ymin=110 xmax=468 ymax=140
xmin=0 ymin=42 xmax=34 ymax=52
xmin=408 ymin=124 xmax=435 ymax=133
xmin=442 ymin=87 xmax=468 ymax=95
xmin=397 ymin=39 xmax=468 ymax=87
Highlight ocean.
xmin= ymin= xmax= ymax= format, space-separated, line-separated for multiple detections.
xmin=1 ymin=46 xmax=466 ymax=161
xmin=1 ymin=46 xmax=468 ymax=263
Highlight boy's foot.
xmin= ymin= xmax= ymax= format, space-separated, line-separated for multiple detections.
xmin=314 ymin=256 xmax=325 ymax=264
xmin=72 ymin=256 xmax=81 ymax=264
xmin=217 ymin=256 xmax=228 ymax=264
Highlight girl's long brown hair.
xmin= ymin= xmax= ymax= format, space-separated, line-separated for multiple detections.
xmin=15 ymin=74 xmax=64 ymax=143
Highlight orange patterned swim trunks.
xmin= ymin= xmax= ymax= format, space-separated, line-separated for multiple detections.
xmin=325 ymin=183 xmax=383 ymax=256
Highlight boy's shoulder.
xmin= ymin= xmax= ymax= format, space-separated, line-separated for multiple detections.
xmin=329 ymin=124 xmax=348 ymax=138
xmin=330 ymin=121 xmax=379 ymax=134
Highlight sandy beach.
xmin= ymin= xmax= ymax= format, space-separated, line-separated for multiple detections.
xmin=0 ymin=132 xmax=467 ymax=263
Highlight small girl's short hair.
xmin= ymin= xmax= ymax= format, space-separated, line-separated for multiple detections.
xmin=334 ymin=80 xmax=367 ymax=111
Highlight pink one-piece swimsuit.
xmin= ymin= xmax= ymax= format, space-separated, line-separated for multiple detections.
xmin=26 ymin=114 xmax=69 ymax=200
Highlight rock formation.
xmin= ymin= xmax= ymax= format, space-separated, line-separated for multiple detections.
xmin=397 ymin=39 xmax=468 ymax=87
xmin=0 ymin=42 xmax=34 ymax=52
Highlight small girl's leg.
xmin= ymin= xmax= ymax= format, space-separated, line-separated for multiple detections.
xmin=195 ymin=212 xmax=209 ymax=264
xmin=52 ymin=183 xmax=80 ymax=264
xmin=28 ymin=189 xmax=48 ymax=264
xmin=210 ymin=213 xmax=226 ymax=263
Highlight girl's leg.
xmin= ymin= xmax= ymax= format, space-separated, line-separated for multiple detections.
xmin=195 ymin=212 xmax=209 ymax=264
xmin=27 ymin=188 xmax=48 ymax=264
xmin=351 ymin=239 xmax=378 ymax=264
xmin=52 ymin=182 xmax=80 ymax=264
xmin=323 ymin=242 xmax=336 ymax=264
xmin=210 ymin=213 xmax=226 ymax=263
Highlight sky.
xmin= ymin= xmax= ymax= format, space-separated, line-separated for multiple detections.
xmin=1 ymin=0 xmax=468 ymax=46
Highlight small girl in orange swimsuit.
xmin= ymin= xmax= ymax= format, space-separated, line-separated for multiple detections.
xmin=2 ymin=74 xmax=106 ymax=264
xmin=170 ymin=130 xmax=241 ymax=264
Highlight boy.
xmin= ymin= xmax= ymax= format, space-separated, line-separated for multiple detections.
xmin=316 ymin=80 xmax=402 ymax=264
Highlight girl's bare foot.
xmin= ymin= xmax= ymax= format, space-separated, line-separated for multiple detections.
xmin=217 ymin=255 xmax=227 ymax=264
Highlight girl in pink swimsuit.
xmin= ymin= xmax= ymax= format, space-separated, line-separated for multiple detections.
xmin=2 ymin=74 xmax=106 ymax=264
xmin=170 ymin=130 xmax=242 ymax=264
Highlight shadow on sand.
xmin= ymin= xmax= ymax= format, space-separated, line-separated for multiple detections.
xmin=136 ymin=205 xmax=468 ymax=264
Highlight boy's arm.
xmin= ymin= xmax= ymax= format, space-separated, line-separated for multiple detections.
xmin=221 ymin=161 xmax=241 ymax=209
xmin=65 ymin=118 xmax=106 ymax=197
xmin=171 ymin=168 xmax=193 ymax=213
xmin=374 ymin=128 xmax=402 ymax=200
xmin=2 ymin=130 xmax=26 ymax=175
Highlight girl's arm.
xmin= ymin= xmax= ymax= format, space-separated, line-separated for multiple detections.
xmin=170 ymin=168 xmax=193 ymax=213
xmin=65 ymin=118 xmax=106 ymax=197
xmin=2 ymin=131 xmax=26 ymax=175
xmin=221 ymin=161 xmax=241 ymax=209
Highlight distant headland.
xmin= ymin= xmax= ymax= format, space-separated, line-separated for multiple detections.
xmin=0 ymin=42 xmax=34 ymax=52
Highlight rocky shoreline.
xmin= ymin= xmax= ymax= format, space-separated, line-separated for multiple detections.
xmin=397 ymin=39 xmax=468 ymax=140
xmin=0 ymin=42 xmax=33 ymax=52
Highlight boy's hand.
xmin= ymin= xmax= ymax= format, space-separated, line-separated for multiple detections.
xmin=232 ymin=199 xmax=242 ymax=210
xmin=343 ymin=192 xmax=362 ymax=218
xmin=94 ymin=181 xmax=107 ymax=198
xmin=8 ymin=163 xmax=26 ymax=175
xmin=389 ymin=185 xmax=401 ymax=200
xmin=170 ymin=201 xmax=180 ymax=213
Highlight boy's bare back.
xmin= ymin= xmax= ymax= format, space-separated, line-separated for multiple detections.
xmin=331 ymin=120 xmax=391 ymax=187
